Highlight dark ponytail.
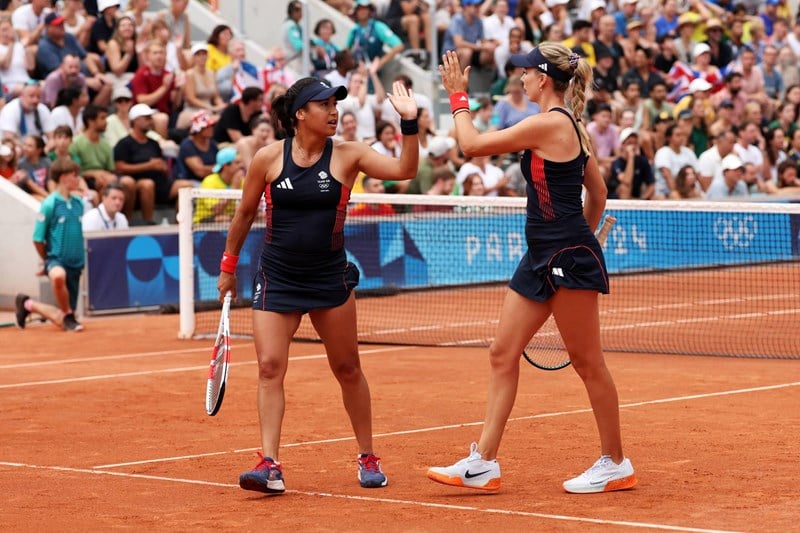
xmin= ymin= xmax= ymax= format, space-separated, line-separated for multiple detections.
xmin=270 ymin=77 xmax=318 ymax=138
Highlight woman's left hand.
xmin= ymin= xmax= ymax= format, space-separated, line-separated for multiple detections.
xmin=386 ymin=80 xmax=417 ymax=120
xmin=439 ymin=50 xmax=470 ymax=95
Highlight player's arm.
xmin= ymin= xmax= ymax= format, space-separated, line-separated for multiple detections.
xmin=583 ymin=153 xmax=607 ymax=232
xmin=224 ymin=144 xmax=276 ymax=256
xmin=453 ymin=110 xmax=551 ymax=158
xmin=217 ymin=143 xmax=276 ymax=299
xmin=349 ymin=81 xmax=419 ymax=181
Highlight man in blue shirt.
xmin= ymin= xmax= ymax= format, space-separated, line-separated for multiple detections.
xmin=36 ymin=12 xmax=110 ymax=104
xmin=442 ymin=0 xmax=496 ymax=70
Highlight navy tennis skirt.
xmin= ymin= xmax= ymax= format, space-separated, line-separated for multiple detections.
xmin=251 ymin=245 xmax=360 ymax=313
xmin=509 ymin=214 xmax=609 ymax=302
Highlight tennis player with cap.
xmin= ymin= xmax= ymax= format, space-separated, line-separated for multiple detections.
xmin=427 ymin=44 xmax=637 ymax=494
xmin=216 ymin=78 xmax=419 ymax=493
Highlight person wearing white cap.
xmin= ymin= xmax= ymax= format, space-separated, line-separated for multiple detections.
xmin=176 ymin=41 xmax=225 ymax=130
xmin=609 ymin=127 xmax=655 ymax=199
xmin=705 ymin=154 xmax=749 ymax=199
xmin=690 ymin=42 xmax=721 ymax=91
xmin=113 ymin=102 xmax=192 ymax=224
xmin=89 ymin=0 xmax=121 ymax=56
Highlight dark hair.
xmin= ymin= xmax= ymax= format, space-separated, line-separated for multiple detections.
xmin=55 ymin=86 xmax=83 ymax=108
xmin=314 ymin=18 xmax=335 ymax=36
xmin=287 ymin=0 xmax=302 ymax=16
xmin=416 ymin=107 xmax=434 ymax=135
xmin=241 ymin=86 xmax=263 ymax=104
xmin=393 ymin=74 xmax=412 ymax=88
xmin=635 ymin=45 xmax=653 ymax=59
xmin=50 ymin=157 xmax=80 ymax=183
xmin=270 ymin=77 xmax=318 ymax=137
xmin=102 ymin=182 xmax=125 ymax=197
xmin=207 ymin=24 xmax=232 ymax=47
xmin=674 ymin=165 xmax=696 ymax=197
xmin=764 ymin=127 xmax=785 ymax=166
xmin=25 ymin=135 xmax=45 ymax=155
xmin=665 ymin=123 xmax=680 ymax=141
xmin=777 ymin=160 xmax=798 ymax=187
xmin=375 ymin=120 xmax=395 ymax=139
xmin=53 ymin=125 xmax=73 ymax=139
xmin=82 ymin=103 xmax=108 ymax=125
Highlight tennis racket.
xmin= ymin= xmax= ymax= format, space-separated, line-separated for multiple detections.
xmin=522 ymin=214 xmax=617 ymax=371
xmin=206 ymin=291 xmax=231 ymax=416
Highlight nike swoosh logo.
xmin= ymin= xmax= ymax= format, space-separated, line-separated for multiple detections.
xmin=464 ymin=469 xmax=491 ymax=479
xmin=589 ymin=475 xmax=617 ymax=485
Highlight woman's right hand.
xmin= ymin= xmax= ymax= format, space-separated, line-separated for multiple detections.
xmin=217 ymin=272 xmax=237 ymax=301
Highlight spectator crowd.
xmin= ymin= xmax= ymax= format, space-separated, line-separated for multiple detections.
xmin=318 ymin=0 xmax=800 ymax=202
xmin=4 ymin=0 xmax=800 ymax=228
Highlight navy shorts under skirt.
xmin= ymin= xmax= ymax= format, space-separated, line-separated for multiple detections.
xmin=509 ymin=215 xmax=610 ymax=302
xmin=251 ymin=245 xmax=360 ymax=314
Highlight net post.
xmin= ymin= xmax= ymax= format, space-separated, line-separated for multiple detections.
xmin=177 ymin=187 xmax=195 ymax=339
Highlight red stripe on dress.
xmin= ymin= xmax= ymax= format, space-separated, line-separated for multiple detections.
xmin=263 ymin=185 xmax=273 ymax=243
xmin=530 ymin=153 xmax=556 ymax=221
xmin=330 ymin=184 xmax=351 ymax=250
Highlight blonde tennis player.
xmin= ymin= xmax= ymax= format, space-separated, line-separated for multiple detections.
xmin=427 ymin=44 xmax=637 ymax=494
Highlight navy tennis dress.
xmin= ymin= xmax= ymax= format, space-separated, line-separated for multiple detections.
xmin=252 ymin=137 xmax=359 ymax=313
xmin=508 ymin=107 xmax=609 ymax=302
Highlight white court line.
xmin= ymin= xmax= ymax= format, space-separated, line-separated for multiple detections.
xmin=0 ymin=347 xmax=410 ymax=390
xmin=93 ymin=381 xmax=800 ymax=469
xmin=0 ymin=345 xmax=251 ymax=370
xmin=0 ymin=461 xmax=738 ymax=533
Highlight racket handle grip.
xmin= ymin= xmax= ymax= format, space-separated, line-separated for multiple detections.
xmin=595 ymin=214 xmax=617 ymax=246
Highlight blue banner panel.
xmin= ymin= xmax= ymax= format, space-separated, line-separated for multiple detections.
xmin=603 ymin=210 xmax=796 ymax=272
xmin=87 ymin=233 xmax=180 ymax=311
xmin=90 ymin=208 xmax=797 ymax=312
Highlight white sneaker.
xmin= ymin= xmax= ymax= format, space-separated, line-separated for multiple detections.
xmin=563 ymin=455 xmax=637 ymax=494
xmin=427 ymin=442 xmax=501 ymax=491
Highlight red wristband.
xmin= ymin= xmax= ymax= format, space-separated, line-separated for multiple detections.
xmin=220 ymin=252 xmax=239 ymax=274
xmin=449 ymin=92 xmax=469 ymax=113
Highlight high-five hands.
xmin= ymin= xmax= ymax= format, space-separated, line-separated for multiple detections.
xmin=386 ymin=80 xmax=418 ymax=120
xmin=438 ymin=50 xmax=470 ymax=95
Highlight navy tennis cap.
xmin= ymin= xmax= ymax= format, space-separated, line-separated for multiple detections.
xmin=290 ymin=80 xmax=348 ymax=115
xmin=510 ymin=48 xmax=572 ymax=82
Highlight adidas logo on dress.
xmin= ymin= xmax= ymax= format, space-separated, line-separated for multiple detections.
xmin=276 ymin=178 xmax=294 ymax=190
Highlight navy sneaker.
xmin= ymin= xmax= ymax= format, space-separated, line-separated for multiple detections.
xmin=62 ymin=313 xmax=84 ymax=332
xmin=15 ymin=294 xmax=30 ymax=329
xmin=239 ymin=453 xmax=285 ymax=494
xmin=357 ymin=453 xmax=388 ymax=488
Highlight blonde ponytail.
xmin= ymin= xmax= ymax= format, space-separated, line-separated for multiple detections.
xmin=537 ymin=41 xmax=594 ymax=156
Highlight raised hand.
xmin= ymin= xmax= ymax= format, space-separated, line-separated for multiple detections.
xmin=438 ymin=50 xmax=470 ymax=95
xmin=386 ymin=80 xmax=418 ymax=120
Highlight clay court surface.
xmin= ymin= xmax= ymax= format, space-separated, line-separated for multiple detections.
xmin=2 ymin=313 xmax=799 ymax=532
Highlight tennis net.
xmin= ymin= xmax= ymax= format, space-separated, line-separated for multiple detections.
xmin=178 ymin=189 xmax=800 ymax=359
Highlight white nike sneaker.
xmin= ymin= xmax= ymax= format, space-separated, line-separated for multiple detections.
xmin=563 ymin=455 xmax=637 ymax=494
xmin=427 ymin=442 xmax=501 ymax=491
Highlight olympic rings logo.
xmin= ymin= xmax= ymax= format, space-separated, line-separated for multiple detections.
xmin=713 ymin=215 xmax=757 ymax=250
